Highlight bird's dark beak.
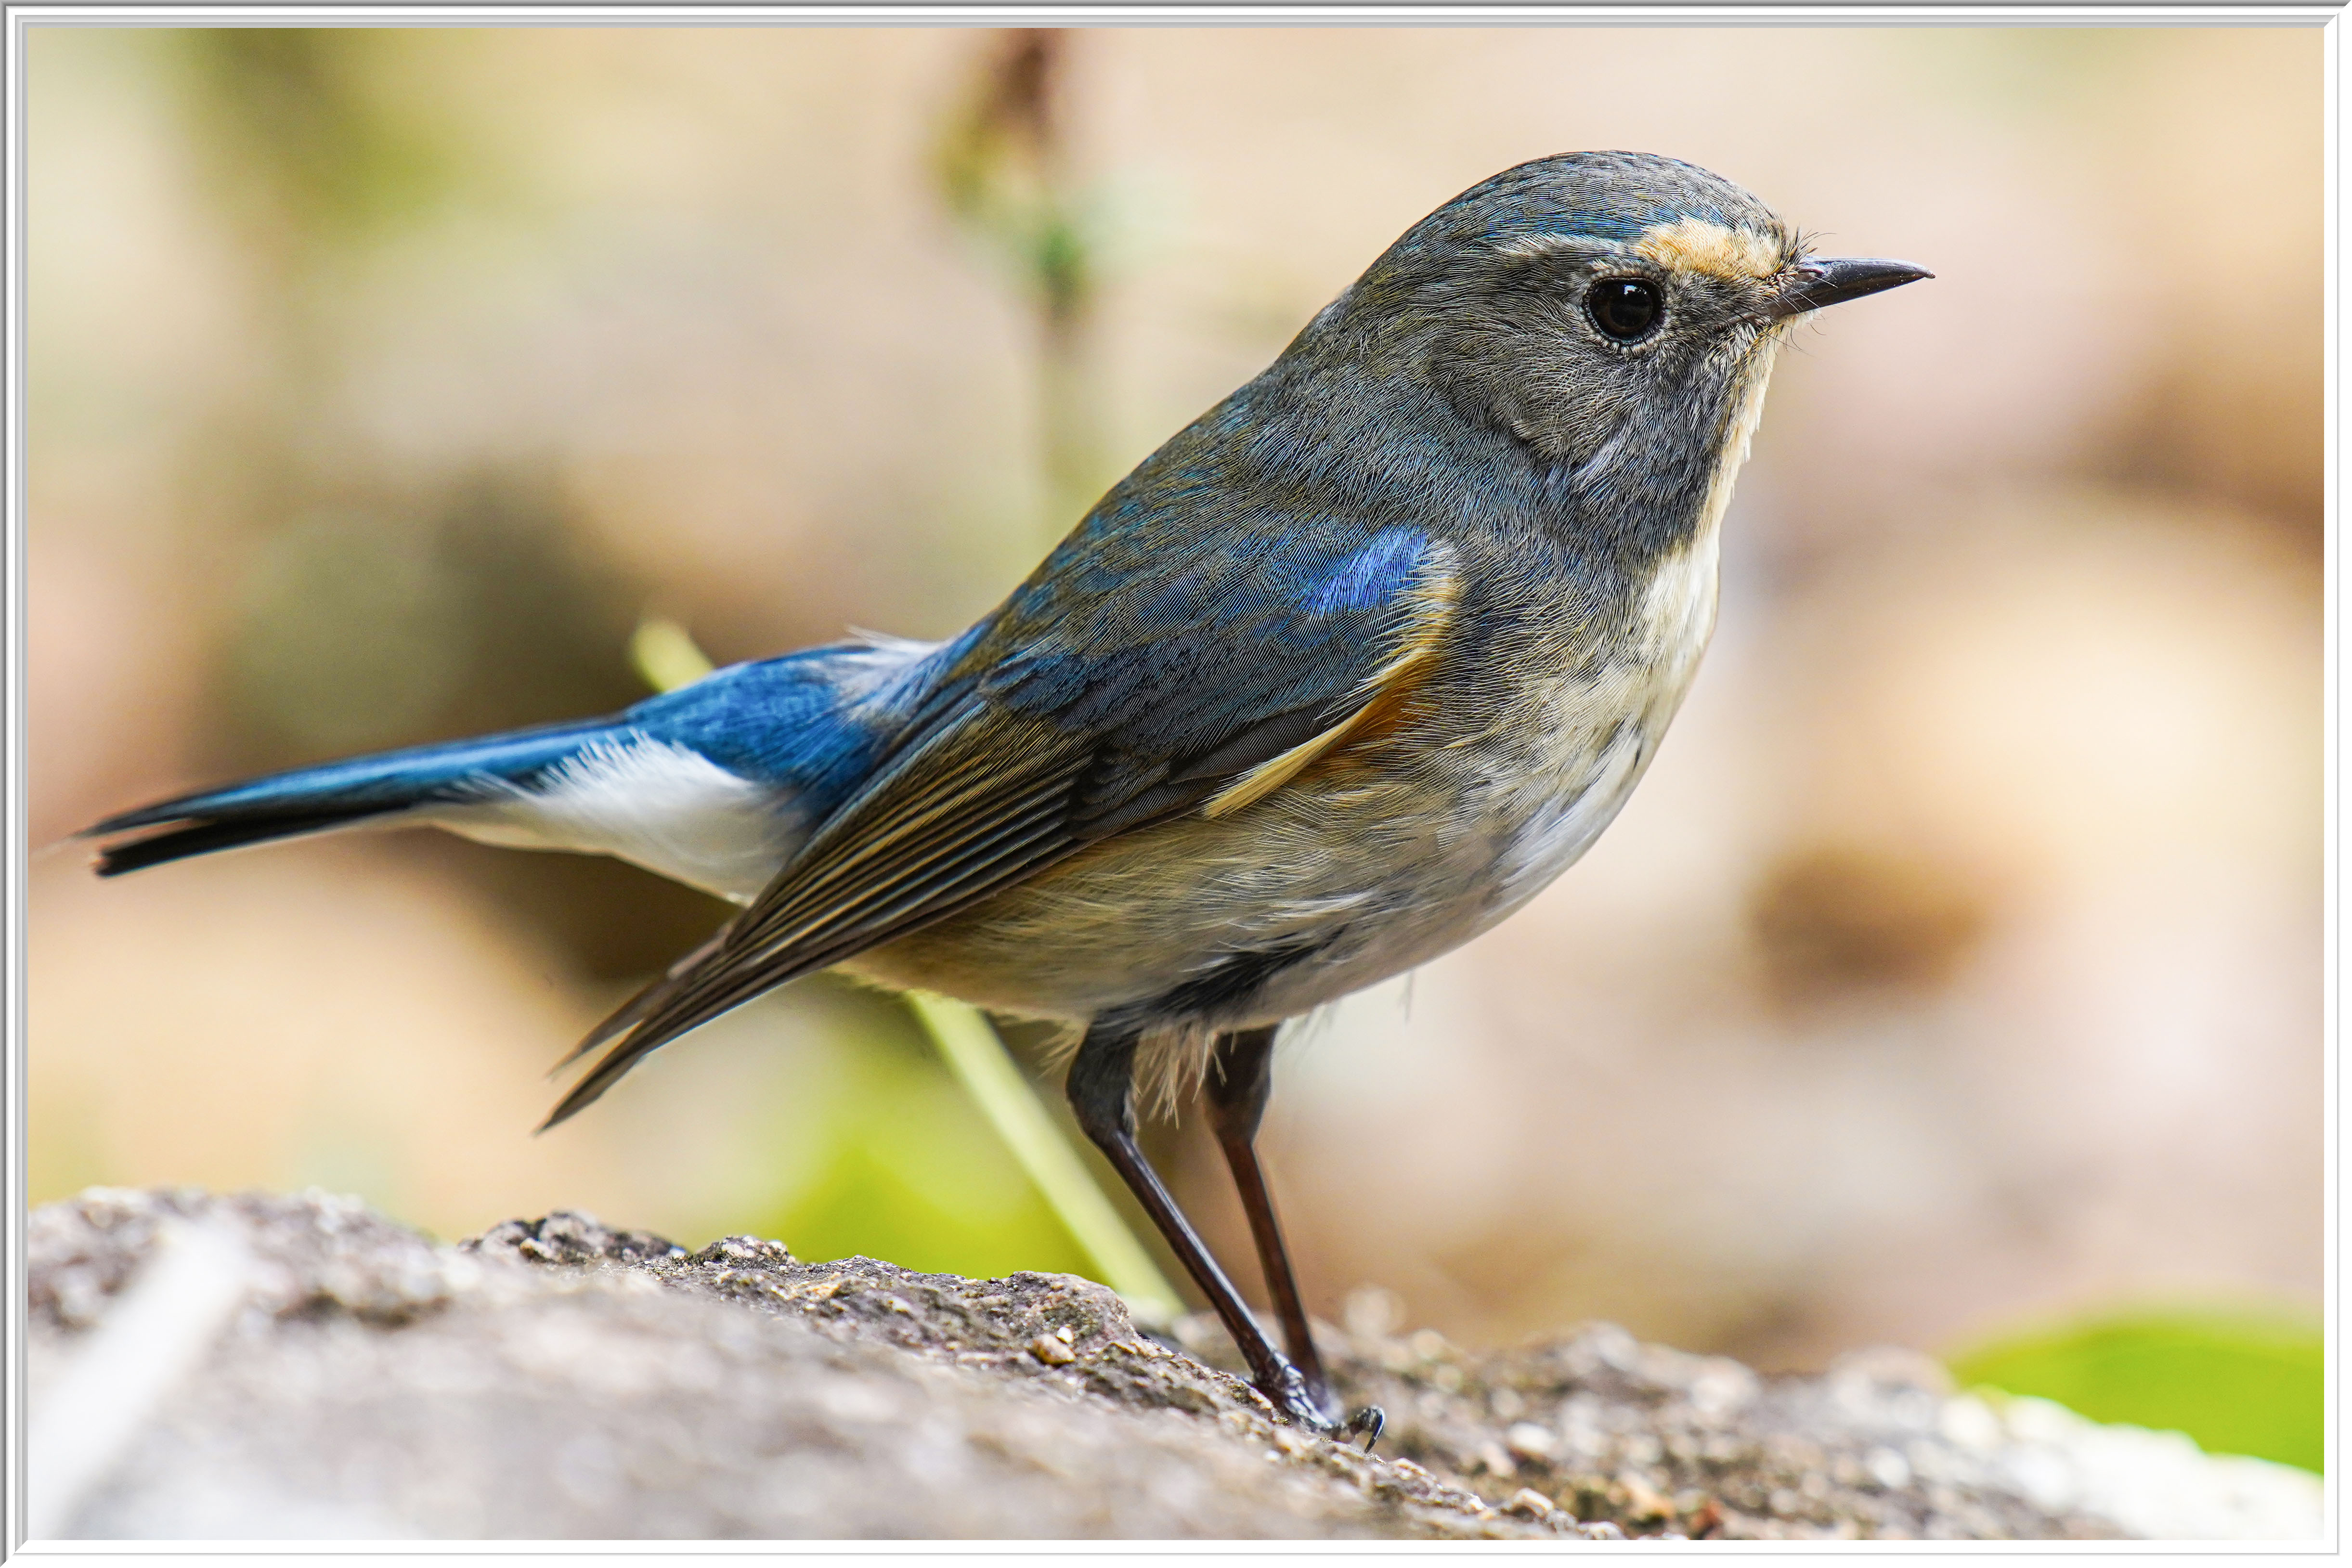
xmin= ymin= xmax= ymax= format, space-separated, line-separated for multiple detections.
xmin=1768 ymin=257 xmax=1933 ymax=319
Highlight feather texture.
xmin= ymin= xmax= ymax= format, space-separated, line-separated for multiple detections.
xmin=544 ymin=529 xmax=1463 ymax=1125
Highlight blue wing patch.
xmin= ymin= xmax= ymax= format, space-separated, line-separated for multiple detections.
xmin=624 ymin=635 xmax=962 ymax=824
xmin=1301 ymin=528 xmax=1427 ymax=616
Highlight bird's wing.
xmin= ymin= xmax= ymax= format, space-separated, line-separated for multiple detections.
xmin=542 ymin=521 xmax=1458 ymax=1126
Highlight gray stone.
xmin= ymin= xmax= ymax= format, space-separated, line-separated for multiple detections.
xmin=25 ymin=1188 xmax=2319 ymax=1540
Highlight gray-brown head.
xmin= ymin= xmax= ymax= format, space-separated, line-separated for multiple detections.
xmin=1299 ymin=152 xmax=1928 ymax=541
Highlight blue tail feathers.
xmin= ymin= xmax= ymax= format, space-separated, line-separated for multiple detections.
xmin=79 ymin=637 xmax=941 ymax=880
xmin=82 ymin=716 xmax=626 ymax=877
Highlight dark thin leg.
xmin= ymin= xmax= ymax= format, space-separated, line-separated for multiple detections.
xmin=1208 ymin=1028 xmax=1384 ymax=1448
xmin=1205 ymin=1026 xmax=1333 ymax=1417
xmin=1066 ymin=1018 xmax=1332 ymax=1432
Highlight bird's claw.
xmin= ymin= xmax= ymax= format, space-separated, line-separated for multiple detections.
xmin=1255 ymin=1358 xmax=1381 ymax=1451
xmin=1258 ymin=1359 xmax=1338 ymax=1433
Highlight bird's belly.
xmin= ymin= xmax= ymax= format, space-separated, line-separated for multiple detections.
xmin=846 ymin=666 xmax=1686 ymax=1029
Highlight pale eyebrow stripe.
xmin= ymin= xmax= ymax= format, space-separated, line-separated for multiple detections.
xmin=1496 ymin=215 xmax=1791 ymax=281
xmin=1630 ymin=215 xmax=1788 ymax=281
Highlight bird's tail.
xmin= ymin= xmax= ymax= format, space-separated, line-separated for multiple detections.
xmin=80 ymin=717 xmax=622 ymax=877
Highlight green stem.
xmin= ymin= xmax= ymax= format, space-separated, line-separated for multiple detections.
xmin=628 ymin=615 xmax=716 ymax=691
xmin=906 ymin=992 xmax=1182 ymax=1326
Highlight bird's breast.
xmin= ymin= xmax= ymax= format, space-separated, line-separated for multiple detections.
xmin=1403 ymin=517 xmax=1727 ymax=917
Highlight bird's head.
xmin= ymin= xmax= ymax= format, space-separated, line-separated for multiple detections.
xmin=1311 ymin=152 xmax=1928 ymax=522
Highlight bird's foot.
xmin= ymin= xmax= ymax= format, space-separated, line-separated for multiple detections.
xmin=1256 ymin=1357 xmax=1340 ymax=1433
xmin=1253 ymin=1359 xmax=1384 ymax=1450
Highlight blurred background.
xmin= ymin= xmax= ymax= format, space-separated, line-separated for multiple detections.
xmin=27 ymin=26 xmax=2322 ymax=1467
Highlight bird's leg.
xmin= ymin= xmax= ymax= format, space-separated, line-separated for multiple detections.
xmin=1207 ymin=1027 xmax=1383 ymax=1446
xmin=1204 ymin=1026 xmax=1332 ymax=1414
xmin=1066 ymin=1018 xmax=1333 ymax=1432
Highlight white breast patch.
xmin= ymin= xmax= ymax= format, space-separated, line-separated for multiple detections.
xmin=1493 ymin=719 xmax=1652 ymax=906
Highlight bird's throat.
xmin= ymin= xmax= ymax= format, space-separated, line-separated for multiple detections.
xmin=1691 ymin=334 xmax=1784 ymax=549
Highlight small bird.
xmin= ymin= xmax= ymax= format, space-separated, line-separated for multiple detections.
xmin=83 ymin=152 xmax=1927 ymax=1434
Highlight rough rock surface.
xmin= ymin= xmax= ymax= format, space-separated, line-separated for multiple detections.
xmin=25 ymin=1188 xmax=2321 ymax=1540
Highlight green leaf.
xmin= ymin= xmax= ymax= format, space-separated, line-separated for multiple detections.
xmin=1948 ymin=1307 xmax=2324 ymax=1473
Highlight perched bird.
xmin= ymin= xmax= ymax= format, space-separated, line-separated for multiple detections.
xmin=83 ymin=152 xmax=1928 ymax=1434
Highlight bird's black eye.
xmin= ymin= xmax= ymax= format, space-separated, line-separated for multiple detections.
xmin=1586 ymin=278 xmax=1662 ymax=341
